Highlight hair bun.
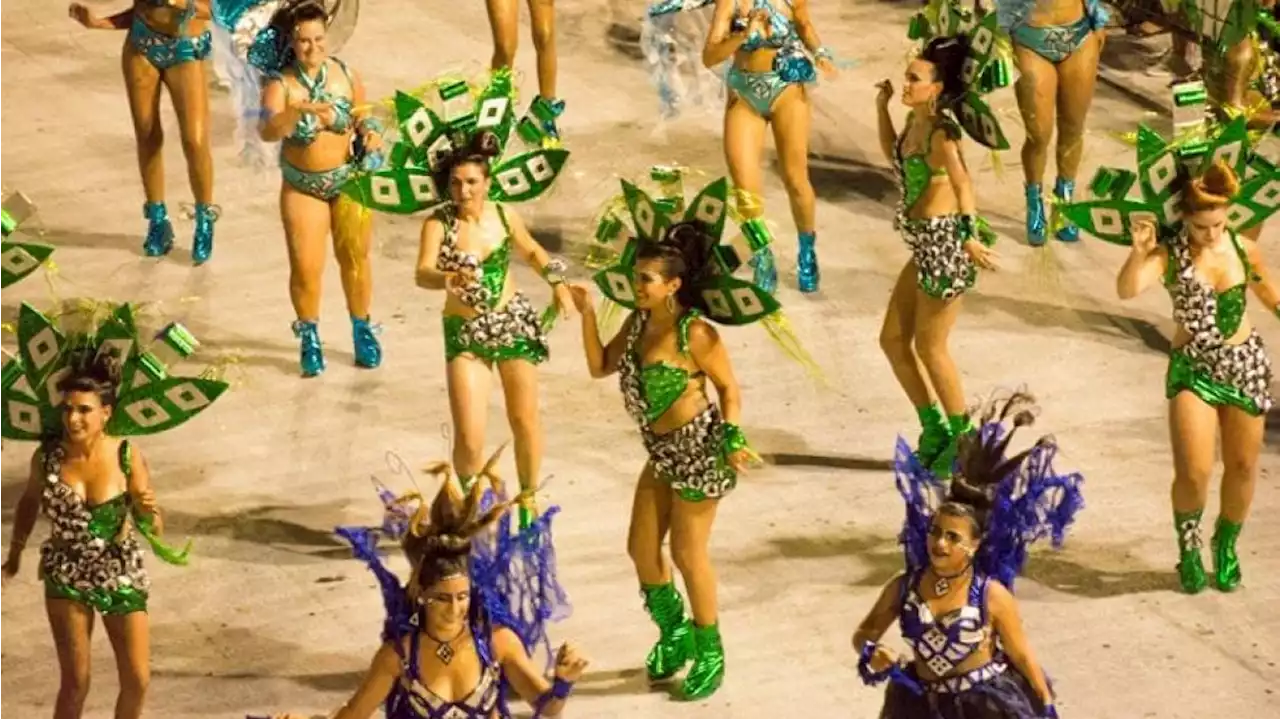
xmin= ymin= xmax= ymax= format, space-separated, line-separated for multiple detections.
xmin=1199 ymin=159 xmax=1240 ymax=199
xmin=471 ymin=131 xmax=502 ymax=159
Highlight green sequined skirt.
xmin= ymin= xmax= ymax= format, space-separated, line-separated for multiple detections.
xmin=443 ymin=292 xmax=549 ymax=365
xmin=1166 ymin=336 xmax=1273 ymax=417
xmin=643 ymin=406 xmax=737 ymax=502
xmin=40 ymin=537 xmax=150 ymax=615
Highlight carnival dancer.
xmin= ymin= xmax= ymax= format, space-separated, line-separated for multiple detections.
xmin=852 ymin=391 xmax=1083 ymax=719
xmin=486 ymin=0 xmax=567 ymax=147
xmin=214 ymin=0 xmax=385 ymax=376
xmin=646 ymin=0 xmax=835 ymax=294
xmin=1 ymin=302 xmax=223 ymax=719
xmin=345 ymin=68 xmax=572 ymax=530
xmin=1059 ymin=118 xmax=1280 ymax=593
xmin=876 ymin=6 xmax=1008 ymax=480
xmin=568 ymin=168 xmax=813 ymax=700
xmin=68 ymin=0 xmax=220 ymax=263
xmin=999 ymin=0 xmax=1108 ymax=246
xmin=267 ymin=449 xmax=585 ymax=719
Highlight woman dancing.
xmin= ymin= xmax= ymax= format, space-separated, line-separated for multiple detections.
xmin=486 ymin=0 xmax=565 ymax=144
xmin=876 ymin=30 xmax=1001 ymax=479
xmin=2 ymin=343 xmax=202 ymax=719
xmin=1000 ymin=0 xmax=1108 ymax=246
xmin=270 ymin=453 xmax=586 ymax=719
xmin=698 ymin=0 xmax=837 ymax=294
xmin=852 ymin=392 xmax=1083 ymax=718
xmin=68 ymin=0 xmax=219 ymax=264
xmin=415 ymin=130 xmax=574 ymax=529
xmin=1117 ymin=163 xmax=1276 ymax=593
xmin=570 ymin=171 xmax=793 ymax=700
xmin=255 ymin=0 xmax=385 ymax=377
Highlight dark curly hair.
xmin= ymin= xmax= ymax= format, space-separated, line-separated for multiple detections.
xmin=435 ymin=130 xmax=503 ymax=200
xmin=937 ymin=391 xmax=1049 ymax=535
xmin=56 ymin=349 xmax=123 ymax=410
xmin=635 ymin=221 xmax=718 ymax=315
xmin=920 ymin=35 xmax=972 ymax=106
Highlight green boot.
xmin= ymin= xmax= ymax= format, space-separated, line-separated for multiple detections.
xmin=915 ymin=404 xmax=950 ymax=469
xmin=1174 ymin=509 xmax=1208 ymax=594
xmin=680 ymin=622 xmax=725 ymax=701
xmin=930 ymin=414 xmax=972 ymax=480
xmin=1211 ymin=516 xmax=1244 ymax=592
xmin=640 ymin=583 xmax=694 ymax=681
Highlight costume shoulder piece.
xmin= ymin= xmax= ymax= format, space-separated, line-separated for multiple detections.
xmin=1059 ymin=115 xmax=1280 ymax=244
xmin=2 ymin=191 xmax=54 ymax=288
xmin=589 ymin=166 xmax=779 ymax=326
xmin=2 ymin=302 xmax=229 ymax=441
xmin=908 ymin=0 xmax=1014 ymax=150
xmin=343 ymin=68 xmax=570 ymax=215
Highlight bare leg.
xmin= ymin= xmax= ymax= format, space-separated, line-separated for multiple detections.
xmin=628 ymin=463 xmax=674 ymax=586
xmin=1053 ymin=32 xmax=1104 ymax=183
xmin=879 ymin=262 xmax=933 ymax=407
xmin=331 ymin=199 xmax=373 ymax=319
xmin=527 ymin=0 xmax=558 ymax=98
xmin=280 ymin=184 xmax=331 ymax=320
xmin=912 ymin=292 xmax=966 ymax=417
xmin=722 ymin=94 xmax=769 ymax=220
xmin=1169 ymin=392 xmax=1218 ymax=515
xmin=46 ymin=598 xmax=95 ymax=719
xmin=767 ymin=86 xmax=815 ymax=233
xmin=496 ymin=358 xmax=541 ymax=493
xmin=162 ymin=58 xmax=214 ymax=203
xmin=1218 ymin=405 xmax=1264 ymax=523
xmin=669 ymin=496 xmax=721 ymax=626
xmin=1013 ymin=45 xmax=1058 ymax=185
xmin=121 ymin=44 xmax=165 ymax=204
xmin=102 ymin=612 xmax=150 ymax=719
xmin=486 ymin=0 xmax=520 ymax=72
xmin=446 ymin=353 xmax=494 ymax=479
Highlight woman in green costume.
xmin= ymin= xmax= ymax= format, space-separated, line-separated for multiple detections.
xmin=415 ymin=130 xmax=574 ymax=531
xmin=876 ymin=27 xmax=1002 ymax=480
xmin=1116 ymin=160 xmax=1277 ymax=594
xmin=2 ymin=351 xmax=191 ymax=719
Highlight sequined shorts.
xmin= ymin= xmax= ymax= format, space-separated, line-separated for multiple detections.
xmin=880 ymin=661 xmax=1049 ymax=719
xmin=127 ymin=16 xmax=212 ymax=71
xmin=282 ymin=159 xmax=356 ymax=202
xmin=896 ymin=212 xmax=977 ymax=300
xmin=643 ymin=405 xmax=736 ymax=502
xmin=443 ymin=293 xmax=549 ymax=365
xmin=1166 ymin=333 xmax=1274 ymax=416
xmin=40 ymin=539 xmax=150 ymax=615
xmin=1010 ymin=16 xmax=1094 ymax=64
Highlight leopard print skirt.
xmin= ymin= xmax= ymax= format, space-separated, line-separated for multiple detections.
xmin=896 ymin=212 xmax=976 ymax=301
xmin=642 ymin=405 xmax=737 ymax=502
xmin=442 ymin=292 xmax=549 ymax=365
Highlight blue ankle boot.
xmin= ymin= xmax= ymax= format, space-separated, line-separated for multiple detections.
xmin=1025 ymin=183 xmax=1047 ymax=247
xmin=351 ymin=315 xmax=382 ymax=369
xmin=1053 ymin=178 xmax=1079 ymax=243
xmin=142 ymin=202 xmax=174 ymax=257
xmin=292 ymin=320 xmax=326 ymax=378
xmin=192 ymin=203 xmax=218 ymax=265
xmin=750 ymin=246 xmax=777 ymax=294
xmin=797 ymin=231 xmax=819 ymax=293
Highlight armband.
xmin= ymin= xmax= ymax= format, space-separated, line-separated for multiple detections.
xmin=541 ymin=258 xmax=567 ymax=287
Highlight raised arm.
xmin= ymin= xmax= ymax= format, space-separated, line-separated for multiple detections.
xmin=702 ymin=0 xmax=752 ymax=68
xmin=688 ymin=320 xmax=741 ymax=424
xmin=987 ymin=580 xmax=1054 ymax=710
xmin=68 ymin=3 xmax=134 ymax=30
xmin=2 ymin=450 xmax=46 ymax=581
xmin=572 ymin=292 xmax=635 ymax=379
xmin=875 ymin=81 xmax=897 ymax=166
xmin=415 ymin=216 xmax=451 ymax=290
xmin=1243 ymin=235 xmax=1280 ymax=314
xmin=1115 ymin=220 xmax=1167 ymax=299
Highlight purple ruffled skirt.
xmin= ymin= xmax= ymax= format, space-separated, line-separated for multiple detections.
xmin=880 ymin=663 xmax=1048 ymax=719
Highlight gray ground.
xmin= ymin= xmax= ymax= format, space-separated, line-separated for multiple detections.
xmin=2 ymin=1 xmax=1277 ymax=717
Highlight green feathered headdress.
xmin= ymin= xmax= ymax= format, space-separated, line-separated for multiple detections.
xmin=2 ymin=302 xmax=229 ymax=441
xmin=344 ymin=68 xmax=569 ymax=215
xmin=1058 ymin=115 xmax=1280 ymax=244
xmin=908 ymin=0 xmax=1014 ymax=150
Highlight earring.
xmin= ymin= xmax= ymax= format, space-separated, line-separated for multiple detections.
xmin=665 ymin=294 xmax=677 ymax=315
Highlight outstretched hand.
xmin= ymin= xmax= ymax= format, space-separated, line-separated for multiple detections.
xmin=553 ymin=642 xmax=590 ymax=683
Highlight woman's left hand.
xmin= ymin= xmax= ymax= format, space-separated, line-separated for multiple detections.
xmin=553 ymin=642 xmax=590 ymax=683
xmin=964 ymin=239 xmax=999 ymax=271
xmin=817 ymin=57 xmax=838 ymax=81
xmin=553 ymin=284 xmax=578 ymax=320
xmin=727 ymin=449 xmax=754 ymax=473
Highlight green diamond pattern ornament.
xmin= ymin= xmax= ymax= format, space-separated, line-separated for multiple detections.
xmin=1 ymin=302 xmax=229 ymax=442
xmin=1059 ymin=116 xmax=1279 ymax=245
xmin=344 ymin=68 xmax=570 ymax=215
xmin=2 ymin=191 xmax=55 ymax=288
xmin=590 ymin=169 xmax=779 ymax=326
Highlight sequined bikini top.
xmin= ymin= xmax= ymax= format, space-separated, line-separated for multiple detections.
xmin=619 ymin=311 xmax=707 ymax=426
xmin=284 ymin=58 xmax=355 ymax=145
xmin=732 ymin=0 xmax=798 ymax=52
xmin=1164 ymin=231 xmax=1259 ymax=343
xmin=41 ymin=441 xmax=137 ymax=546
xmin=898 ymin=570 xmax=992 ymax=678
xmin=436 ymin=206 xmax=513 ymax=312
xmin=386 ymin=626 xmax=503 ymax=719
xmin=894 ymin=115 xmax=958 ymax=212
